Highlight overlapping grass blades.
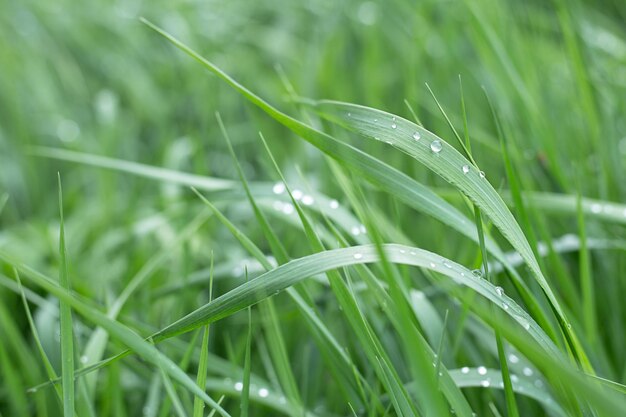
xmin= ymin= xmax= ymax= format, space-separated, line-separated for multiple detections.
xmin=310 ymin=99 xmax=589 ymax=368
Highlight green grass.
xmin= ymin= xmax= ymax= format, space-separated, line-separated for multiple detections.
xmin=1 ymin=0 xmax=625 ymax=416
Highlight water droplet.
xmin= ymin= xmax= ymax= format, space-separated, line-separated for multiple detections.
xmin=479 ymin=171 xmax=486 ymax=179
xmin=400 ymin=249 xmax=406 ymax=254
xmin=353 ymin=253 xmax=363 ymax=260
xmin=234 ymin=382 xmax=243 ymax=391
xmin=472 ymin=269 xmax=483 ymax=278
xmin=443 ymin=261 xmax=453 ymax=269
xmin=477 ymin=366 xmax=487 ymax=375
xmin=567 ymin=323 xmax=572 ymax=330
xmin=480 ymin=380 xmax=490 ymax=387
xmin=301 ymin=195 xmax=314 ymax=206
xmin=347 ymin=112 xmax=352 ymax=117
xmin=258 ymin=387 xmax=269 ymax=398
xmin=430 ymin=262 xmax=436 ymax=268
xmin=511 ymin=374 xmax=519 ymax=383
xmin=272 ymin=182 xmax=285 ymax=195
xmin=461 ymin=367 xmax=470 ymax=374
xmin=374 ymin=118 xmax=378 ymax=122
xmin=278 ymin=396 xmax=287 ymax=404
xmin=502 ymin=302 xmax=509 ymax=310
xmin=273 ymin=201 xmax=284 ymax=211
xmin=438 ymin=371 xmax=443 ymax=376
xmin=462 ymin=165 xmax=470 ymax=174
xmin=329 ymin=199 xmax=339 ymax=209
xmin=391 ymin=123 xmax=397 ymax=129
xmin=430 ymin=140 xmax=442 ymax=153
xmin=80 ymin=355 xmax=89 ymax=364
xmin=412 ymin=132 xmax=421 ymax=141
xmin=508 ymin=354 xmax=519 ymax=364
xmin=410 ymin=250 xmax=416 ymax=255
xmin=590 ymin=203 xmax=602 ymax=214
xmin=522 ymin=367 xmax=533 ymax=376
xmin=351 ymin=226 xmax=361 ymax=236
xmin=292 ymin=189 xmax=303 ymax=200
xmin=359 ymin=224 xmax=367 ymax=234
xmin=392 ymin=116 xmax=396 ymax=121
xmin=495 ymin=286 xmax=504 ymax=296
xmin=534 ymin=379 xmax=544 ymax=388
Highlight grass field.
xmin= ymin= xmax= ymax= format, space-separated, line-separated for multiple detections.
xmin=1 ymin=0 xmax=625 ymax=416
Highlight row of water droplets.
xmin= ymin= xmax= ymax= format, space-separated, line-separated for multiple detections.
xmin=231 ymin=381 xmax=286 ymax=403
xmin=352 ymin=113 xmax=487 ymax=178
xmin=273 ymin=181 xmax=368 ymax=237
xmin=458 ymin=361 xmax=542 ymax=389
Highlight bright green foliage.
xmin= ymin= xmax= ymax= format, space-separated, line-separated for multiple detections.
xmin=1 ymin=1 xmax=625 ymax=416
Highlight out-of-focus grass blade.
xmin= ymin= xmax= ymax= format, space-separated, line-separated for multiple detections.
xmin=0 ymin=192 xmax=8 ymax=215
xmin=2 ymin=256 xmax=230 ymax=417
xmin=193 ymin=256 xmax=214 ymax=417
xmin=525 ymin=192 xmax=626 ymax=225
xmin=310 ymin=99 xmax=588 ymax=368
xmin=58 ymin=174 xmax=75 ymax=417
xmin=576 ymin=192 xmax=597 ymax=346
xmin=82 ymin=211 xmax=210 ymax=398
xmin=241 ymin=269 xmax=252 ymax=417
xmin=32 ymin=147 xmax=234 ymax=190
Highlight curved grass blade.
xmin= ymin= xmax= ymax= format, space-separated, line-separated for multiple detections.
xmin=147 ymin=244 xmax=559 ymax=359
xmin=310 ymin=99 xmax=588 ymax=368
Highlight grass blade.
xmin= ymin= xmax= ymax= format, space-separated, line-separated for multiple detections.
xmin=58 ymin=173 xmax=75 ymax=417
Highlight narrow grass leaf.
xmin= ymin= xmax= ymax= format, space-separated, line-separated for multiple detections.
xmin=58 ymin=174 xmax=75 ymax=417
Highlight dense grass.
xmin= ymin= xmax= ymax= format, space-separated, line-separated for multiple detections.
xmin=1 ymin=0 xmax=625 ymax=416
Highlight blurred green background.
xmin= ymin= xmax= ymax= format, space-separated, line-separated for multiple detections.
xmin=1 ymin=0 xmax=625 ymax=415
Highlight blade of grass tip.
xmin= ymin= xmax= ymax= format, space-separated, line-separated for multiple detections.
xmin=458 ymin=76 xmax=471 ymax=154
xmin=241 ymin=267 xmax=252 ymax=417
xmin=193 ymin=253 xmax=214 ymax=417
xmin=576 ymin=189 xmax=596 ymax=347
xmin=403 ymin=99 xmax=422 ymax=126
xmin=58 ymin=173 xmax=75 ymax=417
xmin=425 ymin=83 xmax=477 ymax=167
